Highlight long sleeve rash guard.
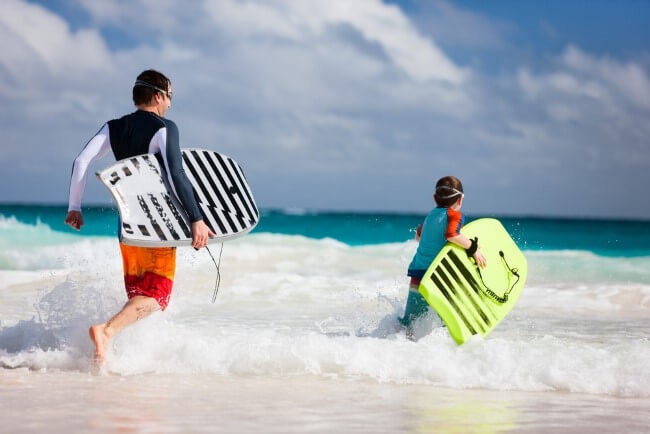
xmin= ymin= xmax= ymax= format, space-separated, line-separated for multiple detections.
xmin=68 ymin=110 xmax=203 ymax=223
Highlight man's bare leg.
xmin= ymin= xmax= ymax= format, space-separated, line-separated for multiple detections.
xmin=89 ymin=296 xmax=161 ymax=364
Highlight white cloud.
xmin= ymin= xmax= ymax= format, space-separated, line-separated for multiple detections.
xmin=516 ymin=46 xmax=650 ymax=135
xmin=405 ymin=0 xmax=515 ymax=53
xmin=0 ymin=0 xmax=649 ymax=218
xmin=547 ymin=72 xmax=606 ymax=100
xmin=310 ymin=0 xmax=467 ymax=83
xmin=562 ymin=45 xmax=650 ymax=110
xmin=0 ymin=0 xmax=113 ymax=89
xmin=546 ymin=104 xmax=580 ymax=122
xmin=77 ymin=0 xmax=467 ymax=85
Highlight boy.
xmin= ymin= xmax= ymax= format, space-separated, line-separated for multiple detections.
xmin=399 ymin=176 xmax=486 ymax=337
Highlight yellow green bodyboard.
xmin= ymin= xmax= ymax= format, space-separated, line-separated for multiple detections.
xmin=419 ymin=218 xmax=527 ymax=345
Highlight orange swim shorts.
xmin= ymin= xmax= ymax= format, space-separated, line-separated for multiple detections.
xmin=119 ymin=243 xmax=176 ymax=310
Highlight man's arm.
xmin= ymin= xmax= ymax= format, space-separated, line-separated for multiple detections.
xmin=159 ymin=120 xmax=215 ymax=248
xmin=65 ymin=124 xmax=111 ymax=230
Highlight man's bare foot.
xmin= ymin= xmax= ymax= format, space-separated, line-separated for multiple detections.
xmin=89 ymin=324 xmax=109 ymax=364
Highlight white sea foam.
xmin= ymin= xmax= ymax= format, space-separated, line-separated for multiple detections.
xmin=1 ymin=232 xmax=649 ymax=398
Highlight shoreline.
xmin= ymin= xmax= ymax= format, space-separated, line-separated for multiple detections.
xmin=1 ymin=369 xmax=648 ymax=434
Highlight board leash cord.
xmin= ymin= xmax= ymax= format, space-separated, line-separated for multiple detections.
xmin=205 ymin=243 xmax=224 ymax=303
xmin=475 ymin=250 xmax=520 ymax=304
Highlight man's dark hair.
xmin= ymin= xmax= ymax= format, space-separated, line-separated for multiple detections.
xmin=132 ymin=69 xmax=171 ymax=105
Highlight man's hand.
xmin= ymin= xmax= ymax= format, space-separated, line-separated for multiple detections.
xmin=191 ymin=220 xmax=216 ymax=249
xmin=65 ymin=210 xmax=84 ymax=230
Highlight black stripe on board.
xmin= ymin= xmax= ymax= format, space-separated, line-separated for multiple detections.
xmin=441 ymin=256 xmax=491 ymax=330
xmin=182 ymin=152 xmax=215 ymax=207
xmin=447 ymin=251 xmax=498 ymax=319
xmin=141 ymin=155 xmax=161 ymax=176
xmin=217 ymin=153 xmax=255 ymax=221
xmin=183 ymin=152 xmax=235 ymax=234
xmin=137 ymin=225 xmax=150 ymax=237
xmin=225 ymin=156 xmax=259 ymax=222
xmin=189 ymin=150 xmax=239 ymax=233
xmin=149 ymin=193 xmax=180 ymax=240
xmin=129 ymin=157 xmax=141 ymax=171
xmin=207 ymin=153 xmax=246 ymax=227
xmin=185 ymin=151 xmax=237 ymax=233
xmin=108 ymin=171 xmax=120 ymax=185
xmin=203 ymin=204 xmax=227 ymax=235
xmin=430 ymin=271 xmax=477 ymax=335
xmin=162 ymin=192 xmax=191 ymax=239
xmin=197 ymin=151 xmax=243 ymax=229
xmin=137 ymin=194 xmax=166 ymax=241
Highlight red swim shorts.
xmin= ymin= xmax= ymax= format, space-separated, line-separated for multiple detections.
xmin=119 ymin=243 xmax=176 ymax=310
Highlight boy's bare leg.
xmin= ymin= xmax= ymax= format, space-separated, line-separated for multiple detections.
xmin=89 ymin=296 xmax=161 ymax=364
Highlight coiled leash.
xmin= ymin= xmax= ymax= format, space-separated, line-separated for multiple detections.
xmin=467 ymin=237 xmax=520 ymax=304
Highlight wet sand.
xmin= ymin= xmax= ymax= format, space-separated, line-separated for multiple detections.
xmin=1 ymin=369 xmax=648 ymax=434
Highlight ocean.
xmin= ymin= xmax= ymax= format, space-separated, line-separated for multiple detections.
xmin=1 ymin=204 xmax=649 ymax=433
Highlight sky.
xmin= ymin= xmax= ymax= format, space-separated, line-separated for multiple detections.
xmin=0 ymin=0 xmax=649 ymax=219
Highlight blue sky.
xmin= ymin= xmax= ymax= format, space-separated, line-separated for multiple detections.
xmin=0 ymin=0 xmax=649 ymax=219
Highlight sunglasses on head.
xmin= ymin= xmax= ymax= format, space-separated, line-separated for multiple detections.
xmin=436 ymin=185 xmax=464 ymax=200
xmin=134 ymin=80 xmax=172 ymax=100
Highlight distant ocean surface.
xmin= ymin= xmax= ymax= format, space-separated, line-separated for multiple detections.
xmin=1 ymin=203 xmax=649 ymax=422
xmin=2 ymin=203 xmax=649 ymax=254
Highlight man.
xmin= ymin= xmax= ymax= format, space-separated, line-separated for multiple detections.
xmin=65 ymin=69 xmax=215 ymax=365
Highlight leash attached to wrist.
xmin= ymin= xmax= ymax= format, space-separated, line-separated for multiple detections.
xmin=466 ymin=237 xmax=478 ymax=257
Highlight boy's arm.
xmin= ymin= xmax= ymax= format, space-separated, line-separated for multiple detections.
xmin=444 ymin=208 xmax=486 ymax=268
xmin=414 ymin=223 xmax=423 ymax=241
xmin=447 ymin=234 xmax=487 ymax=268
xmin=446 ymin=233 xmax=473 ymax=249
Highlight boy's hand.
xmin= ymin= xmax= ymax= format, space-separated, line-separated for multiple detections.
xmin=473 ymin=248 xmax=487 ymax=268
xmin=414 ymin=224 xmax=423 ymax=241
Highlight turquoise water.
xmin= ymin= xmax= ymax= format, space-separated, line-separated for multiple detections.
xmin=1 ymin=204 xmax=649 ymax=256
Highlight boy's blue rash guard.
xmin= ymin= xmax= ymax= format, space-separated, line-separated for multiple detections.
xmin=407 ymin=206 xmax=464 ymax=277
xmin=68 ymin=110 xmax=203 ymax=223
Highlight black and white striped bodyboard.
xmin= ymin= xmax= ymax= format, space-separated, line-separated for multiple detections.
xmin=96 ymin=149 xmax=259 ymax=247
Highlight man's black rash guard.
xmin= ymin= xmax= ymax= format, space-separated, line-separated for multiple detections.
xmin=67 ymin=110 xmax=203 ymax=223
